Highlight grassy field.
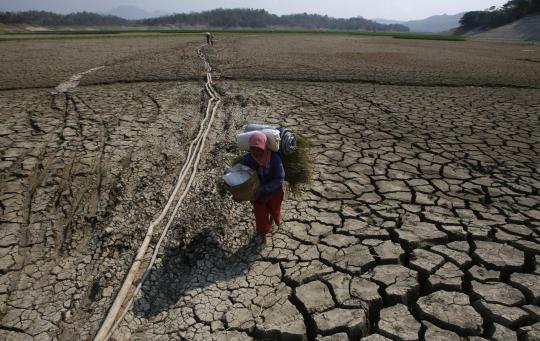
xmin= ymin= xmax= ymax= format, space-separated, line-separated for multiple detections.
xmin=0 ymin=27 xmax=466 ymax=42
xmin=391 ymin=33 xmax=466 ymax=41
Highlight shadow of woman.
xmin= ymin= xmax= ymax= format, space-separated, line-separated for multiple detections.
xmin=133 ymin=230 xmax=263 ymax=318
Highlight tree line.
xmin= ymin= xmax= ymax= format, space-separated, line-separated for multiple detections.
xmin=459 ymin=0 xmax=539 ymax=29
xmin=0 ymin=8 xmax=409 ymax=32
xmin=0 ymin=10 xmax=128 ymax=26
xmin=143 ymin=9 xmax=409 ymax=31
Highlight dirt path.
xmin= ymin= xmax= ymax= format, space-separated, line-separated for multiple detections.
xmin=54 ymin=67 xmax=105 ymax=94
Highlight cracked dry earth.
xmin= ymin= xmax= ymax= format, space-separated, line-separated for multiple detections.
xmin=1 ymin=35 xmax=540 ymax=341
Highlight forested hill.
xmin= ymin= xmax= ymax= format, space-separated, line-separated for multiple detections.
xmin=142 ymin=9 xmax=409 ymax=31
xmin=0 ymin=11 xmax=128 ymax=26
xmin=0 ymin=8 xmax=409 ymax=32
xmin=459 ymin=0 xmax=539 ymax=29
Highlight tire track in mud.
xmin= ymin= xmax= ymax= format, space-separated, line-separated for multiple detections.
xmin=53 ymin=67 xmax=106 ymax=95
xmin=93 ymin=45 xmax=222 ymax=341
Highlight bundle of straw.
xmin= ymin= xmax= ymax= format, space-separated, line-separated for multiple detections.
xmin=280 ymin=135 xmax=312 ymax=195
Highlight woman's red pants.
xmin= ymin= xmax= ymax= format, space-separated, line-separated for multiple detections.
xmin=252 ymin=190 xmax=283 ymax=236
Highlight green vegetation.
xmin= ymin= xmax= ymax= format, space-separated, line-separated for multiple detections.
xmin=0 ymin=32 xmax=172 ymax=42
xmin=0 ymin=10 xmax=128 ymax=26
xmin=392 ymin=33 xmax=466 ymax=41
xmin=460 ymin=0 xmax=539 ymax=29
xmin=6 ymin=30 xmax=124 ymax=35
xmin=0 ymin=8 xmax=408 ymax=32
xmin=1 ymin=8 xmax=469 ymax=41
xmin=143 ymin=9 xmax=408 ymax=32
xmin=281 ymin=135 xmax=313 ymax=196
xmin=0 ymin=28 xmax=465 ymax=42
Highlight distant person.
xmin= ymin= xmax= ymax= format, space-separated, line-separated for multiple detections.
xmin=205 ymin=32 xmax=211 ymax=45
xmin=242 ymin=131 xmax=285 ymax=242
xmin=210 ymin=32 xmax=215 ymax=46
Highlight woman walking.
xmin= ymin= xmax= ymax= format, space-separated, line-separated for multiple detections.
xmin=242 ymin=131 xmax=285 ymax=242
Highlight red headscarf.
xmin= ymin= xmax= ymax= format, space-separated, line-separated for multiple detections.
xmin=249 ymin=131 xmax=271 ymax=168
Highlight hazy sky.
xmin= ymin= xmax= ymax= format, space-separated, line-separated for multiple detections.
xmin=0 ymin=0 xmax=509 ymax=20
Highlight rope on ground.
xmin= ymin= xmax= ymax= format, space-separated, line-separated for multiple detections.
xmin=93 ymin=45 xmax=221 ymax=341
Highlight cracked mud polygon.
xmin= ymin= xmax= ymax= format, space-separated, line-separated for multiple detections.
xmin=1 ymin=34 xmax=539 ymax=340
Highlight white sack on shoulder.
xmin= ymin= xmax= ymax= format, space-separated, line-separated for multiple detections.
xmin=236 ymin=129 xmax=281 ymax=152
xmin=236 ymin=132 xmax=255 ymax=151
xmin=262 ymin=129 xmax=280 ymax=152
xmin=244 ymin=123 xmax=278 ymax=132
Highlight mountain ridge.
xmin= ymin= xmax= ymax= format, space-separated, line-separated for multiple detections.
xmin=373 ymin=13 xmax=464 ymax=33
xmin=107 ymin=6 xmax=170 ymax=20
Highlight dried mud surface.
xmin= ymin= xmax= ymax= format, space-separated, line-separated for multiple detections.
xmin=1 ymin=35 xmax=539 ymax=341
xmin=0 ymin=36 xmax=204 ymax=90
xmin=209 ymin=35 xmax=540 ymax=88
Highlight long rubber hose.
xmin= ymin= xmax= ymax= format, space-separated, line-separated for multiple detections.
xmin=94 ymin=45 xmax=221 ymax=341
xmin=103 ymin=68 xmax=221 ymax=341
